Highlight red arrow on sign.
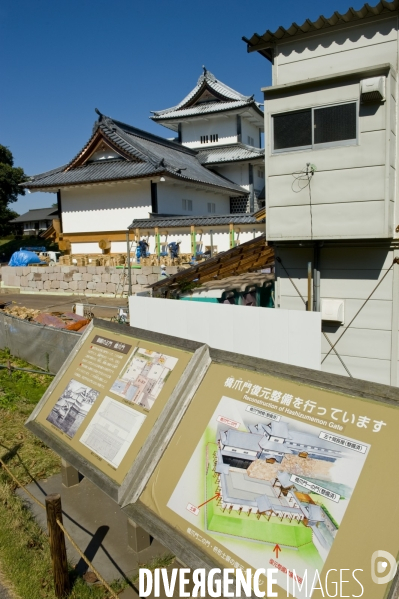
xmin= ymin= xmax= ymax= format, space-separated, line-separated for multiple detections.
xmin=197 ymin=492 xmax=221 ymax=509
xmin=273 ymin=544 xmax=281 ymax=558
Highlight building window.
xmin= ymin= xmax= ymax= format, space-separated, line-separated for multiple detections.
xmin=247 ymin=135 xmax=255 ymax=146
xmin=182 ymin=199 xmax=192 ymax=211
xmin=272 ymin=102 xmax=357 ymax=153
xmin=257 ymin=168 xmax=264 ymax=178
xmin=207 ymin=202 xmax=216 ymax=213
xmin=200 ymin=134 xmax=218 ymax=144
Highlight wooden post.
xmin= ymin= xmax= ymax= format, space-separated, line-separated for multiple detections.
xmin=307 ymin=261 xmax=312 ymax=311
xmin=229 ymin=223 xmax=235 ymax=249
xmin=210 ymin=229 xmax=214 ymax=258
xmin=126 ymin=230 xmax=132 ymax=296
xmin=190 ymin=225 xmax=195 ymax=257
xmin=45 ymin=494 xmax=70 ymax=598
xmin=155 ymin=226 xmax=160 ymax=264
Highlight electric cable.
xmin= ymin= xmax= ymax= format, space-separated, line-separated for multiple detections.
xmin=291 ymin=163 xmax=315 ymax=239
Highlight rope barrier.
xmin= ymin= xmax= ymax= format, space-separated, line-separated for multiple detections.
xmin=0 ymin=455 xmax=119 ymax=599
xmin=56 ymin=518 xmax=119 ymax=599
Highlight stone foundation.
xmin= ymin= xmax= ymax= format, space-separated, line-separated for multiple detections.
xmin=0 ymin=265 xmax=179 ymax=296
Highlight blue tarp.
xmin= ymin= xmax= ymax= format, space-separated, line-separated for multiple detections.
xmin=8 ymin=250 xmax=45 ymax=267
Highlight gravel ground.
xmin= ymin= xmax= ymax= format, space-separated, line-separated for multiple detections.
xmin=0 ymin=293 xmax=128 ymax=321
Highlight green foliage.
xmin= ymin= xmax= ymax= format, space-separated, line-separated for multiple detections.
xmin=0 ymin=348 xmax=53 ymax=409
xmin=0 ymin=349 xmax=175 ymax=597
xmin=0 ymin=206 xmax=20 ymax=237
xmin=0 ymin=146 xmax=14 ymax=167
xmin=0 ymin=145 xmax=28 ymax=208
xmin=0 ymin=236 xmax=59 ymax=261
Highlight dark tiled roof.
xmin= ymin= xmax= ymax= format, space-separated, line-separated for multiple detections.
xmin=243 ymin=0 xmax=399 ymax=61
xmin=11 ymin=207 xmax=58 ymax=223
xmin=129 ymin=213 xmax=263 ymax=229
xmin=25 ymin=161 xmax=158 ymax=188
xmin=151 ymin=68 xmax=263 ymax=121
xmin=23 ymin=113 xmax=244 ymax=195
xmin=197 ymin=143 xmax=264 ymax=165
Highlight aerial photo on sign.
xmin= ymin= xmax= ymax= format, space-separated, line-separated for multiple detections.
xmin=110 ymin=347 xmax=178 ymax=410
xmin=167 ymin=394 xmax=370 ymax=596
xmin=46 ymin=379 xmax=100 ymax=438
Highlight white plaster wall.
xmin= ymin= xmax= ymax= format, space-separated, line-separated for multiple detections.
xmin=241 ymin=118 xmax=261 ymax=147
xmin=157 ymin=183 xmax=230 ymax=215
xmin=181 ymin=118 xmax=237 ymax=148
xmin=111 ymin=241 xmax=129 ymax=253
xmin=215 ymin=164 xmax=249 ymax=189
xmin=274 ymin=18 xmax=398 ymax=85
xmin=254 ymin=166 xmax=265 ymax=194
xmin=71 ymin=242 xmax=100 ymax=254
xmin=61 ymin=181 xmax=151 ymax=233
xmin=129 ymin=296 xmax=321 ymax=370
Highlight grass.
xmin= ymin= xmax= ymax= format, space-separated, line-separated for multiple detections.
xmin=0 ymin=348 xmax=174 ymax=598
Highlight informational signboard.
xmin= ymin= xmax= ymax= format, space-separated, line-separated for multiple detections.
xmin=26 ymin=319 xmax=208 ymax=504
xmin=126 ymin=353 xmax=399 ymax=599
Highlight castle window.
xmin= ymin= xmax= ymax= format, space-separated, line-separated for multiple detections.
xmin=182 ymin=199 xmax=193 ymax=211
xmin=200 ymin=134 xmax=218 ymax=144
xmin=207 ymin=203 xmax=216 ymax=213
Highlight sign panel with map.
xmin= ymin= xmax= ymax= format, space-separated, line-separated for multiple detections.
xmin=135 ymin=359 xmax=399 ymax=599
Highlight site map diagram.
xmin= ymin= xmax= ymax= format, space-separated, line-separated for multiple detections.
xmin=110 ymin=347 xmax=178 ymax=410
xmin=167 ymin=396 xmax=370 ymax=597
xmin=79 ymin=396 xmax=146 ymax=467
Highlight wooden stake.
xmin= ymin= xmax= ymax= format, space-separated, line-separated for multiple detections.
xmin=45 ymin=494 xmax=70 ymax=598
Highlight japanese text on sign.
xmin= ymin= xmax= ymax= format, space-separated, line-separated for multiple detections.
xmin=290 ymin=475 xmax=340 ymax=503
xmin=92 ymin=335 xmax=132 ymax=354
xmin=319 ymin=432 xmax=368 ymax=454
xmin=224 ymin=376 xmax=387 ymax=432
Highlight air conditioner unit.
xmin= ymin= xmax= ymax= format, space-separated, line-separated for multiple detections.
xmin=360 ymin=77 xmax=386 ymax=103
xmin=321 ymin=298 xmax=345 ymax=324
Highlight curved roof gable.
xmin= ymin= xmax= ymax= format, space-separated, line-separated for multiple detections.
xmin=22 ymin=110 xmax=245 ymax=195
xmin=151 ymin=67 xmax=256 ymax=119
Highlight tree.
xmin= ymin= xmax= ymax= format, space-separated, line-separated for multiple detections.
xmin=0 ymin=144 xmax=27 ymax=210
xmin=0 ymin=206 xmax=20 ymax=236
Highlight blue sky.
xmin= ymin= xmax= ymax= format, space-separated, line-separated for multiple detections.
xmin=1 ymin=0 xmax=359 ymax=214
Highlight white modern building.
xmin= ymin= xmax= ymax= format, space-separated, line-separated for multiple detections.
xmin=244 ymin=0 xmax=399 ymax=385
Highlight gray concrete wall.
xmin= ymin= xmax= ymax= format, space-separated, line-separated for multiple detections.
xmin=264 ymin=68 xmax=397 ymax=241
xmin=273 ymin=18 xmax=398 ymax=85
xmin=0 ymin=265 xmax=179 ymax=296
xmin=274 ymin=243 xmax=399 ymax=386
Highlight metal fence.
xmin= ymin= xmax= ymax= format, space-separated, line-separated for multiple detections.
xmin=0 ymin=312 xmax=80 ymax=373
